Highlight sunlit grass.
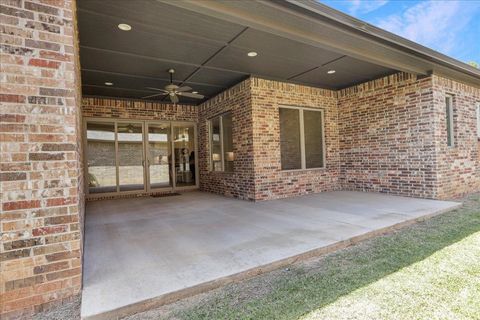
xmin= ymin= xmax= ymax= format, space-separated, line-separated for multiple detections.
xmin=300 ymin=230 xmax=480 ymax=320
xmin=172 ymin=194 xmax=480 ymax=320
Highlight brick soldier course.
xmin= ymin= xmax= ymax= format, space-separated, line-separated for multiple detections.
xmin=1 ymin=0 xmax=480 ymax=318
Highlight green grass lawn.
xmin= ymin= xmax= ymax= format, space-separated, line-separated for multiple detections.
xmin=173 ymin=194 xmax=480 ymax=320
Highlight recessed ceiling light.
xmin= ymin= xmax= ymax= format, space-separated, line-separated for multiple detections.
xmin=247 ymin=51 xmax=258 ymax=57
xmin=118 ymin=23 xmax=132 ymax=31
xmin=327 ymin=70 xmax=336 ymax=74
xmin=192 ymin=91 xmax=198 ymax=94
xmin=105 ymin=82 xmax=113 ymax=86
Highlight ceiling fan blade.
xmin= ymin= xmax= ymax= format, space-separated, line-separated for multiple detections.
xmin=177 ymin=92 xmax=205 ymax=99
xmin=170 ymin=94 xmax=179 ymax=104
xmin=142 ymin=92 xmax=168 ymax=99
xmin=146 ymin=87 xmax=169 ymax=93
xmin=176 ymin=86 xmax=192 ymax=92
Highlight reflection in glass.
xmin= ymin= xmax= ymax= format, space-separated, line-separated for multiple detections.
xmin=210 ymin=118 xmax=222 ymax=171
xmin=174 ymin=125 xmax=196 ymax=187
xmin=304 ymin=110 xmax=324 ymax=168
xmin=279 ymin=108 xmax=301 ymax=170
xmin=222 ymin=113 xmax=234 ymax=172
xmin=86 ymin=122 xmax=116 ymax=193
xmin=118 ymin=123 xmax=144 ymax=191
xmin=148 ymin=123 xmax=172 ymax=189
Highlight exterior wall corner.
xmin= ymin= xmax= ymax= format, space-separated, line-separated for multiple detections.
xmin=1 ymin=0 xmax=84 ymax=317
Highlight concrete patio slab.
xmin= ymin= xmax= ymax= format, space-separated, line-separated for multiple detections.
xmin=81 ymin=191 xmax=461 ymax=319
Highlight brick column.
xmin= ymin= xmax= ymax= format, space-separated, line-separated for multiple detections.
xmin=0 ymin=0 xmax=83 ymax=318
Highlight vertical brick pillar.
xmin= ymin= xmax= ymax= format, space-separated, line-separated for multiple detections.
xmin=0 ymin=0 xmax=83 ymax=318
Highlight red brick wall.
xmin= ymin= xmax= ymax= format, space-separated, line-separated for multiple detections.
xmin=82 ymin=97 xmax=197 ymax=122
xmin=1 ymin=0 xmax=83 ymax=318
xmin=432 ymin=75 xmax=480 ymax=198
xmin=198 ymin=79 xmax=256 ymax=200
xmin=199 ymin=73 xmax=480 ymax=200
xmin=250 ymin=78 xmax=340 ymax=200
xmin=337 ymin=73 xmax=439 ymax=198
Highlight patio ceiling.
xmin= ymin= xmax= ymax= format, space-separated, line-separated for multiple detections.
xmin=77 ymin=0 xmax=398 ymax=104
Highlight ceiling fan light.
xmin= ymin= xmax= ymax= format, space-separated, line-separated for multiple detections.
xmin=192 ymin=91 xmax=198 ymax=94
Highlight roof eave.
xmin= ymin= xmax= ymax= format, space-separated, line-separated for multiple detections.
xmin=282 ymin=0 xmax=480 ymax=84
xmin=159 ymin=0 xmax=480 ymax=88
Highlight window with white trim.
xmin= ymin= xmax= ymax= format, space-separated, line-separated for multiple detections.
xmin=445 ymin=95 xmax=454 ymax=147
xmin=209 ymin=112 xmax=234 ymax=172
xmin=279 ymin=106 xmax=325 ymax=170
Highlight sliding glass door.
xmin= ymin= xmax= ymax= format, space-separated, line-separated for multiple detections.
xmin=117 ymin=122 xmax=145 ymax=192
xmin=86 ymin=122 xmax=117 ymax=194
xmin=85 ymin=119 xmax=197 ymax=197
xmin=173 ymin=124 xmax=196 ymax=188
xmin=147 ymin=123 xmax=172 ymax=189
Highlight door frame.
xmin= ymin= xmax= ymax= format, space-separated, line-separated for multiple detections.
xmin=83 ymin=117 xmax=198 ymax=199
xmin=144 ymin=121 xmax=199 ymax=193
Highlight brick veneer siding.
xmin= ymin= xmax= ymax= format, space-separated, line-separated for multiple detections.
xmin=337 ymin=73 xmax=440 ymax=198
xmin=1 ymin=0 xmax=83 ymax=318
xmin=198 ymin=79 xmax=255 ymax=200
xmin=218 ymin=74 xmax=475 ymax=201
xmin=82 ymin=97 xmax=198 ymax=122
xmin=250 ymin=78 xmax=340 ymax=200
xmin=432 ymin=75 xmax=480 ymax=198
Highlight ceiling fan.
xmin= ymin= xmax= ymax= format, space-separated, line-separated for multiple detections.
xmin=143 ymin=69 xmax=204 ymax=103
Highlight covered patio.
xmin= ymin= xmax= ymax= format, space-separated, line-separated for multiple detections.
xmin=81 ymin=191 xmax=460 ymax=319
xmin=74 ymin=1 xmax=472 ymax=319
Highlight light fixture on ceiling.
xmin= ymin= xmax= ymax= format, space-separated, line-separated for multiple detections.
xmin=105 ymin=82 xmax=113 ymax=86
xmin=118 ymin=23 xmax=132 ymax=31
xmin=327 ymin=70 xmax=336 ymax=74
xmin=192 ymin=91 xmax=198 ymax=94
xmin=247 ymin=51 xmax=258 ymax=57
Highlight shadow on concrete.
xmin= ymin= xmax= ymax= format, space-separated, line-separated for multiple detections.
xmin=175 ymin=194 xmax=480 ymax=320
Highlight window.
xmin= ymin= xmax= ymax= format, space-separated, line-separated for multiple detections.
xmin=304 ymin=110 xmax=325 ymax=168
xmin=445 ymin=95 xmax=454 ymax=147
xmin=209 ymin=112 xmax=234 ymax=172
xmin=279 ymin=107 xmax=325 ymax=170
xmin=477 ymin=102 xmax=480 ymax=139
xmin=279 ymin=108 xmax=302 ymax=170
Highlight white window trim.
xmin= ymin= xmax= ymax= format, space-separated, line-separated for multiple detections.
xmin=445 ymin=95 xmax=455 ymax=147
xmin=279 ymin=105 xmax=326 ymax=171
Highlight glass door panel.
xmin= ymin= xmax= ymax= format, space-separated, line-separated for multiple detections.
xmin=117 ymin=122 xmax=145 ymax=192
xmin=147 ymin=123 xmax=172 ymax=189
xmin=85 ymin=119 xmax=197 ymax=196
xmin=173 ymin=125 xmax=196 ymax=187
xmin=86 ymin=122 xmax=117 ymax=194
